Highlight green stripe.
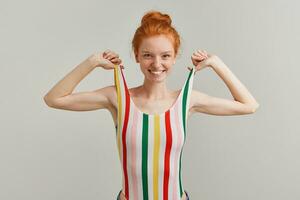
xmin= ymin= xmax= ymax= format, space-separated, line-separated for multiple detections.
xmin=182 ymin=69 xmax=193 ymax=138
xmin=179 ymin=150 xmax=183 ymax=196
xmin=142 ymin=114 xmax=149 ymax=200
xmin=179 ymin=69 xmax=193 ymax=196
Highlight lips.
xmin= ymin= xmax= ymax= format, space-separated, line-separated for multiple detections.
xmin=148 ymin=69 xmax=166 ymax=75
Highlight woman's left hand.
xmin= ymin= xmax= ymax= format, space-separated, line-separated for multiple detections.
xmin=188 ymin=49 xmax=219 ymax=72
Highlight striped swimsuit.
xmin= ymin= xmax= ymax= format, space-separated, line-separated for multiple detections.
xmin=114 ymin=64 xmax=195 ymax=200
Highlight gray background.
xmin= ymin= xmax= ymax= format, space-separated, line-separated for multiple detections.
xmin=1 ymin=0 xmax=299 ymax=199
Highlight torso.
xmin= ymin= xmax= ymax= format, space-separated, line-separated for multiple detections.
xmin=106 ymin=86 xmax=194 ymax=128
xmin=110 ymin=64 xmax=195 ymax=199
xmin=118 ymin=190 xmax=187 ymax=200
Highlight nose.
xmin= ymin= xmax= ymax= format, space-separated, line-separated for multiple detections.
xmin=153 ymin=56 xmax=162 ymax=67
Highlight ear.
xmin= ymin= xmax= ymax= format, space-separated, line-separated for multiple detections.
xmin=135 ymin=54 xmax=139 ymax=63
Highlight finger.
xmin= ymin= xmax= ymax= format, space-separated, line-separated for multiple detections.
xmin=104 ymin=50 xmax=116 ymax=58
xmin=103 ymin=51 xmax=112 ymax=58
xmin=111 ymin=53 xmax=119 ymax=58
xmin=110 ymin=57 xmax=117 ymax=62
xmin=116 ymin=59 xmax=123 ymax=65
xmin=203 ymin=50 xmax=211 ymax=57
xmin=103 ymin=51 xmax=111 ymax=57
xmin=192 ymin=54 xmax=205 ymax=61
xmin=197 ymin=49 xmax=205 ymax=54
xmin=106 ymin=52 xmax=119 ymax=60
xmin=111 ymin=57 xmax=121 ymax=63
xmin=191 ymin=57 xmax=202 ymax=63
xmin=111 ymin=55 xmax=120 ymax=60
xmin=106 ymin=51 xmax=117 ymax=56
xmin=197 ymin=50 xmax=208 ymax=56
xmin=106 ymin=54 xmax=115 ymax=60
xmin=193 ymin=53 xmax=208 ymax=59
xmin=197 ymin=52 xmax=206 ymax=58
xmin=193 ymin=53 xmax=205 ymax=58
xmin=103 ymin=50 xmax=109 ymax=57
xmin=192 ymin=54 xmax=203 ymax=58
xmin=104 ymin=49 xmax=111 ymax=54
xmin=202 ymin=52 xmax=208 ymax=58
xmin=193 ymin=52 xmax=206 ymax=57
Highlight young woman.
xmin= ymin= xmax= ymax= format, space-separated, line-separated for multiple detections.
xmin=44 ymin=10 xmax=259 ymax=200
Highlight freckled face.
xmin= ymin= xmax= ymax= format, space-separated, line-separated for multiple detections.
xmin=135 ymin=35 xmax=176 ymax=82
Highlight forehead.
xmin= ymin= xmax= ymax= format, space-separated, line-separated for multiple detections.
xmin=139 ymin=35 xmax=174 ymax=53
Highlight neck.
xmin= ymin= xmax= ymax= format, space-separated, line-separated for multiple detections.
xmin=140 ymin=78 xmax=170 ymax=100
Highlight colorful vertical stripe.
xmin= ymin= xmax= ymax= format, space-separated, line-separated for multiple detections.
xmin=153 ymin=115 xmax=160 ymax=200
xmin=114 ymin=64 xmax=195 ymax=200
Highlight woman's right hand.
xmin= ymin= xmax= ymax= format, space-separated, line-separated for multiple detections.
xmin=88 ymin=50 xmax=124 ymax=70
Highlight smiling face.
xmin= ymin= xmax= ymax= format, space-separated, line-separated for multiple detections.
xmin=135 ymin=35 xmax=176 ymax=82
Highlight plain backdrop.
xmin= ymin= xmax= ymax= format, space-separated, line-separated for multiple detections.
xmin=1 ymin=0 xmax=299 ymax=199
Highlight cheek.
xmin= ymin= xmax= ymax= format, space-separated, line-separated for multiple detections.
xmin=139 ymin=61 xmax=153 ymax=70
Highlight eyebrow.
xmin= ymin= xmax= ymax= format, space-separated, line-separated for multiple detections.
xmin=141 ymin=50 xmax=172 ymax=54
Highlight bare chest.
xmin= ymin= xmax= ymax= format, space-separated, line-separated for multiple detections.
xmin=108 ymin=88 xmax=193 ymax=127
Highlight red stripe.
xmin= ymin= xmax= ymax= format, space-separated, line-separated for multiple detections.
xmin=163 ymin=110 xmax=172 ymax=200
xmin=120 ymin=67 xmax=130 ymax=199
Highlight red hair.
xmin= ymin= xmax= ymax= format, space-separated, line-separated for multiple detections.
xmin=132 ymin=10 xmax=181 ymax=59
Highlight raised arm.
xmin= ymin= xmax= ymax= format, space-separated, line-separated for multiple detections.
xmin=43 ymin=50 xmax=122 ymax=111
xmin=189 ymin=50 xmax=259 ymax=116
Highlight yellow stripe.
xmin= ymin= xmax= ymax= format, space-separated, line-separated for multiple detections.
xmin=114 ymin=64 xmax=122 ymax=160
xmin=153 ymin=115 xmax=160 ymax=200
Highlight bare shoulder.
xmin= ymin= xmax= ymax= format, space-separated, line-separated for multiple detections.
xmin=128 ymin=86 xmax=142 ymax=97
xmin=189 ymin=89 xmax=208 ymax=114
xmin=105 ymin=85 xmax=142 ymax=108
xmin=98 ymin=85 xmax=117 ymax=109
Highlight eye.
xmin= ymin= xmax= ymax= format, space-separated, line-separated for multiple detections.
xmin=163 ymin=54 xmax=171 ymax=58
xmin=143 ymin=54 xmax=151 ymax=57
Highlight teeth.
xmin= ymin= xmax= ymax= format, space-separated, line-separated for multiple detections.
xmin=149 ymin=70 xmax=165 ymax=75
xmin=152 ymin=71 xmax=162 ymax=74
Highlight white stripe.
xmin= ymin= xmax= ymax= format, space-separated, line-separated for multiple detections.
xmin=147 ymin=115 xmax=154 ymax=200
xmin=174 ymin=100 xmax=183 ymax=199
xmin=135 ymin=112 xmax=143 ymax=200
xmin=158 ymin=115 xmax=166 ymax=199
xmin=168 ymin=109 xmax=177 ymax=200
xmin=177 ymin=87 xmax=185 ymax=193
xmin=126 ymin=103 xmax=134 ymax=198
